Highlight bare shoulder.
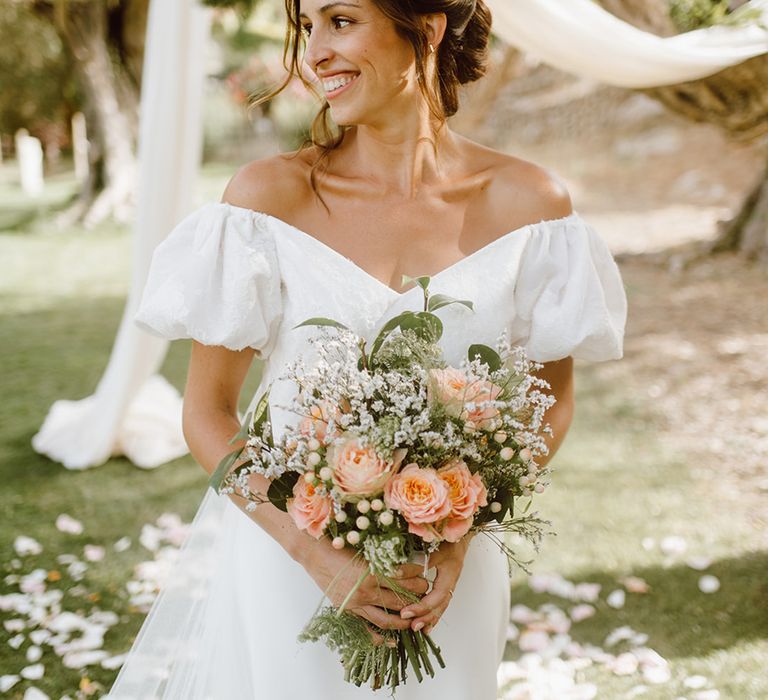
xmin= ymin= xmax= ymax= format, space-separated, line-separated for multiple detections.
xmin=466 ymin=142 xmax=574 ymax=231
xmin=220 ymin=148 xmax=316 ymax=218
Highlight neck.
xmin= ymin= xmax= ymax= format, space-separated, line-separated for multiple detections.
xmin=341 ymin=103 xmax=460 ymax=199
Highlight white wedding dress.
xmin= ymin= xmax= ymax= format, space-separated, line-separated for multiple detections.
xmin=107 ymin=201 xmax=627 ymax=699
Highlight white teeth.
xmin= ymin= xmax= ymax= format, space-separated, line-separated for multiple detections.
xmin=323 ymin=74 xmax=356 ymax=93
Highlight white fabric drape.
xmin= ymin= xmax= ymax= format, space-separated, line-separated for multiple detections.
xmin=488 ymin=0 xmax=768 ymax=88
xmin=31 ymin=0 xmax=211 ymax=469
xmin=33 ymin=0 xmax=768 ymax=470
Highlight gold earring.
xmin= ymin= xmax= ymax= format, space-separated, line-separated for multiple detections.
xmin=429 ymin=43 xmax=435 ymax=54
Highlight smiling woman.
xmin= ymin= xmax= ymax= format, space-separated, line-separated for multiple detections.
xmin=258 ymin=0 xmax=492 ymax=204
xmin=106 ymin=0 xmax=627 ymax=698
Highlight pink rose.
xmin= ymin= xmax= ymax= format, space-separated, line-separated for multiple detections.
xmin=286 ymin=478 xmax=332 ymax=539
xmin=437 ymin=459 xmax=488 ymax=542
xmin=428 ymin=368 xmax=503 ymax=429
xmin=328 ymin=438 xmax=405 ymax=500
xmin=298 ymin=399 xmax=347 ymax=443
xmin=384 ymin=464 xmax=452 ymax=542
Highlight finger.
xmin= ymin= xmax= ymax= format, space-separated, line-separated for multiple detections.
xmin=358 ymin=604 xmax=414 ymax=631
xmin=367 ymin=584 xmax=410 ymax=611
xmin=400 ymin=576 xmax=456 ymax=620
xmin=367 ymin=623 xmax=386 ymax=646
xmin=391 ymin=563 xmax=426 ymax=578
xmin=379 ymin=575 xmax=430 ymax=596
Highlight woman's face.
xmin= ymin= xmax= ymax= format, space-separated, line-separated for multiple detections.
xmin=298 ymin=0 xmax=421 ymax=128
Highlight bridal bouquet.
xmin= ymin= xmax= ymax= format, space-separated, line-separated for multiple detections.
xmin=211 ymin=276 xmax=555 ymax=693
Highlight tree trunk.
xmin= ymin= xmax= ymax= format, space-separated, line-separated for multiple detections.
xmin=32 ymin=0 xmax=149 ymax=227
xmin=598 ymin=0 xmax=768 ymax=261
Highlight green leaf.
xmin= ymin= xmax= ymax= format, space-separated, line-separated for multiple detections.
xmin=400 ymin=311 xmax=443 ymax=342
xmin=267 ymin=471 xmax=301 ymax=512
xmin=368 ymin=310 xmax=416 ymax=365
xmin=250 ymin=388 xmax=272 ymax=438
xmin=227 ymin=410 xmax=253 ymax=445
xmin=427 ymin=293 xmax=474 ymax=313
xmin=401 ymin=274 xmax=431 ymax=291
xmin=467 ymin=343 xmax=502 ymax=372
xmin=293 ymin=317 xmax=351 ymax=331
xmin=209 ymin=447 xmax=244 ymax=492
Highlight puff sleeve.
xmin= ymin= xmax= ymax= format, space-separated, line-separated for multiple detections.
xmin=508 ymin=214 xmax=627 ymax=363
xmin=134 ymin=202 xmax=283 ymax=356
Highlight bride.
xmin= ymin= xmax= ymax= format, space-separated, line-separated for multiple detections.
xmin=109 ymin=0 xmax=626 ymax=697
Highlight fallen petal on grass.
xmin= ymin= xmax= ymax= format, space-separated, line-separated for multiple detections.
xmin=698 ymin=575 xmax=721 ymax=593
xmin=55 ymin=514 xmax=84 ymax=535
xmin=20 ymin=663 xmax=45 ymax=680
xmin=14 ymin=536 xmax=43 ymax=556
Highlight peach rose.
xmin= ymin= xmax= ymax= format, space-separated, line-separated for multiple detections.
xmin=428 ymin=368 xmax=503 ymax=429
xmin=384 ymin=464 xmax=452 ymax=542
xmin=298 ymin=399 xmax=347 ymax=443
xmin=286 ymin=478 xmax=332 ymax=539
xmin=327 ymin=438 xmax=405 ymax=500
xmin=437 ymin=459 xmax=488 ymax=542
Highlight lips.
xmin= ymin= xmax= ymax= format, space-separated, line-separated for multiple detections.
xmin=320 ymin=72 xmax=360 ymax=98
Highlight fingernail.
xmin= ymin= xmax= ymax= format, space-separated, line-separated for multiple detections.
xmin=413 ymin=621 xmax=425 ymax=631
xmin=400 ymin=610 xmax=415 ymax=619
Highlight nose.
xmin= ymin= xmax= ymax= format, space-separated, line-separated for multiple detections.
xmin=302 ymin=29 xmax=334 ymax=77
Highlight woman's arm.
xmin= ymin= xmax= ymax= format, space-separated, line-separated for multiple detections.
xmin=532 ymin=356 xmax=575 ymax=468
xmin=182 ymin=341 xmax=318 ymax=564
xmin=182 ymin=341 xmax=426 ymax=641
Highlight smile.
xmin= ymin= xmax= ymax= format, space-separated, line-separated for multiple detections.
xmin=322 ymin=73 xmax=359 ymax=99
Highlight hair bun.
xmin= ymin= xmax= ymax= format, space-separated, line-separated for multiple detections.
xmin=453 ymin=0 xmax=492 ymax=85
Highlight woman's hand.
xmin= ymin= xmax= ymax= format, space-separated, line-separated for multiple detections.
xmin=397 ymin=534 xmax=474 ymax=635
xmin=299 ymin=536 xmax=431 ymax=645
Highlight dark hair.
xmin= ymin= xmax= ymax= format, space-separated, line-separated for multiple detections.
xmin=250 ymin=0 xmax=492 ymax=205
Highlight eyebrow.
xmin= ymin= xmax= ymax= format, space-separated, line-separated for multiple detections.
xmin=299 ymin=2 xmax=361 ymax=19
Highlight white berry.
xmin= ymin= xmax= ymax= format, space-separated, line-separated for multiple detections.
xmin=534 ymin=483 xmax=545 ymax=494
xmin=331 ymin=536 xmax=345 ymax=550
xmin=346 ymin=530 xmax=360 ymax=545
xmin=493 ymin=431 xmax=507 ymax=443
xmin=335 ymin=511 xmax=348 ymax=523
xmin=356 ymin=516 xmax=370 ymax=529
xmin=370 ymin=499 xmax=384 ymax=512
xmin=490 ymin=501 xmax=502 ymax=513
xmin=500 ymin=447 xmax=515 ymax=461
xmin=307 ymin=451 xmax=321 ymax=467
xmin=303 ymin=471 xmax=316 ymax=483
xmin=378 ymin=511 xmax=394 ymax=526
xmin=520 ymin=448 xmax=532 ymax=462
xmin=356 ymin=499 xmax=371 ymax=514
xmin=307 ymin=437 xmax=321 ymax=451
xmin=319 ymin=466 xmax=333 ymax=481
xmin=463 ymin=421 xmax=476 ymax=433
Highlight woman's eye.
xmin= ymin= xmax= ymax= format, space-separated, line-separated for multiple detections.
xmin=300 ymin=17 xmax=351 ymax=37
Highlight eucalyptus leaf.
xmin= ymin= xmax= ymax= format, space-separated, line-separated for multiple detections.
xmin=267 ymin=471 xmax=301 ymax=512
xmin=293 ymin=317 xmax=351 ymax=331
xmin=467 ymin=343 xmax=502 ymax=372
xmin=427 ymin=293 xmax=474 ymax=313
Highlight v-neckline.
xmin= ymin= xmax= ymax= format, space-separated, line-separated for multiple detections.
xmin=221 ymin=202 xmax=580 ymax=297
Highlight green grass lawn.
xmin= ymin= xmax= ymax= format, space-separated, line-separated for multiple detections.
xmin=1 ymin=165 xmax=765 ymax=699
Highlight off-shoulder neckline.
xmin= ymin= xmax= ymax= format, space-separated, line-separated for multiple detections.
xmin=216 ymin=201 xmax=582 ymax=297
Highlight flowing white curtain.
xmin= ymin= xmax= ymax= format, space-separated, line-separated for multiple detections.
xmin=32 ymin=0 xmax=211 ymax=469
xmin=487 ymin=0 xmax=768 ymax=88
xmin=33 ymin=0 xmax=768 ymax=470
